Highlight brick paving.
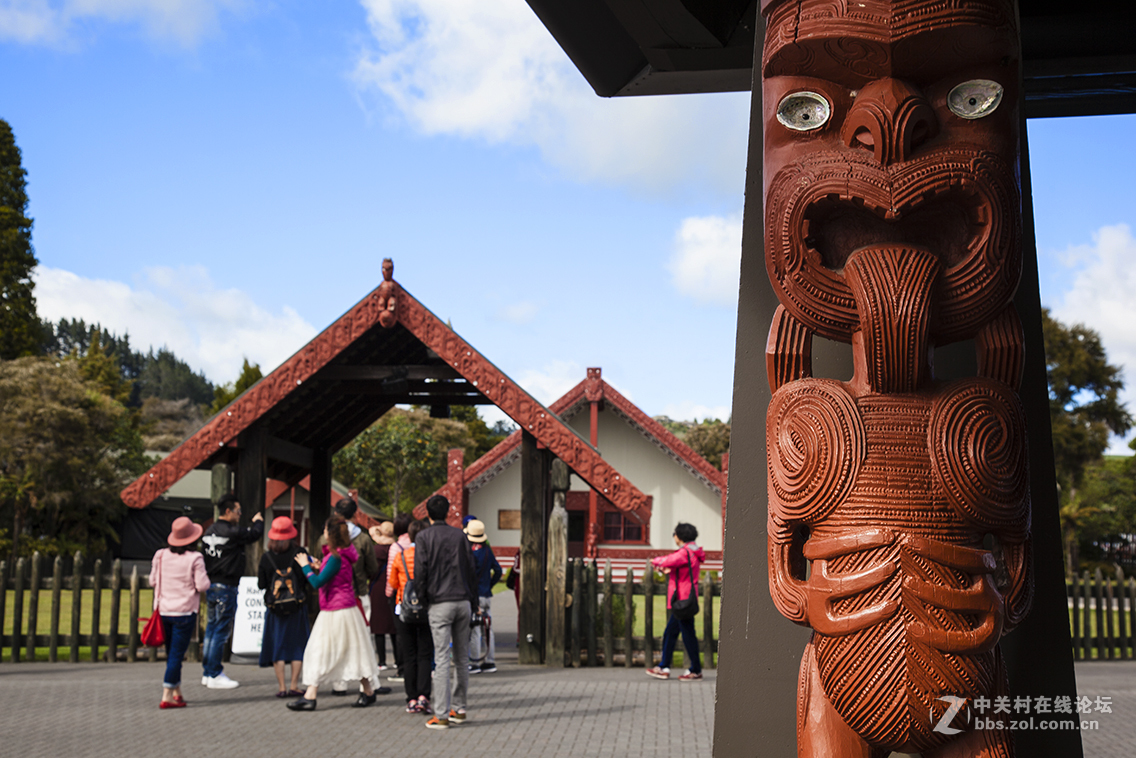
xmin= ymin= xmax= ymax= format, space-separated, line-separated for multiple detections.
xmin=0 ymin=593 xmax=1130 ymax=758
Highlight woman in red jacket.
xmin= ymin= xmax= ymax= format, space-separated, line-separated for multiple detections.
xmin=646 ymin=522 xmax=705 ymax=682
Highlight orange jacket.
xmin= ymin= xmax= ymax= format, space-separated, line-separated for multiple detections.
xmin=389 ymin=544 xmax=416 ymax=605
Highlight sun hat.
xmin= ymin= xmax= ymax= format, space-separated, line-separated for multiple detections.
xmin=464 ymin=519 xmax=488 ymax=543
xmin=168 ymin=516 xmax=204 ymax=547
xmin=268 ymin=516 xmax=299 ymax=541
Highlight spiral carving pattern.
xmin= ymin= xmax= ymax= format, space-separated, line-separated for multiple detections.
xmin=930 ymin=379 xmax=1029 ymax=534
xmin=768 ymin=379 xmax=865 ymax=523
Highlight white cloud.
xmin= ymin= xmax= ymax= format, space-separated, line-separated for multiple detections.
xmin=516 ymin=359 xmax=584 ymax=406
xmin=496 ymin=299 xmax=539 ymax=325
xmin=659 ymin=401 xmax=731 ymax=424
xmin=0 ymin=0 xmax=248 ymax=46
xmin=353 ymin=0 xmax=749 ymax=194
xmin=33 ymin=265 xmax=317 ymax=384
xmin=667 ymin=212 xmax=743 ymax=306
xmin=1051 ymin=224 xmax=1136 ymax=455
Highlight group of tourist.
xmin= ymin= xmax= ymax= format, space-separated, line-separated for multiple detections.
xmin=150 ymin=492 xmax=500 ymax=729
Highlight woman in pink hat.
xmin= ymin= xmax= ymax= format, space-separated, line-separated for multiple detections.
xmin=257 ymin=516 xmax=312 ymax=697
xmin=151 ymin=516 xmax=210 ymax=709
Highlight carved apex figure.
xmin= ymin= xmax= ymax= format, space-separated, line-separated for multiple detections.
xmin=378 ymin=257 xmax=398 ymax=328
xmin=761 ymin=1 xmax=1032 ymax=755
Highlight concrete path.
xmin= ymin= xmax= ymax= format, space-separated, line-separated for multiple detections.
xmin=0 ymin=592 xmax=1129 ymax=758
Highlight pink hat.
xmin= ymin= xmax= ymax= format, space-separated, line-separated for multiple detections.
xmin=168 ymin=516 xmax=203 ymax=547
xmin=268 ymin=516 xmax=298 ymax=541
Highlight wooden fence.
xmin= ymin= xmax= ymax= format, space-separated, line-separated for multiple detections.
xmin=0 ymin=551 xmax=189 ymax=664
xmin=1068 ymin=568 xmax=1136 ymax=660
xmin=563 ymin=558 xmax=721 ymax=669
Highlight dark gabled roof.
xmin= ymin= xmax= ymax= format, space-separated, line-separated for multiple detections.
xmin=122 ymin=268 xmax=650 ymax=521
xmin=525 ymin=0 xmax=1136 ymax=117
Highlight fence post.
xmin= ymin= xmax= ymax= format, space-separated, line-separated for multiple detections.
xmin=69 ymin=552 xmax=83 ymax=663
xmin=1105 ymin=569 xmax=1117 ymax=659
xmin=0 ymin=560 xmax=6 ymax=661
xmin=602 ymin=560 xmax=613 ymax=667
xmin=643 ymin=561 xmax=654 ymax=669
xmin=26 ymin=552 xmax=41 ymax=662
xmin=108 ymin=560 xmax=122 ymax=663
xmin=624 ymin=567 xmax=634 ymax=667
xmin=11 ymin=558 xmax=25 ymax=663
xmin=702 ymin=570 xmax=714 ymax=669
xmin=1081 ymin=570 xmax=1092 ymax=660
xmin=91 ymin=559 xmax=103 ymax=663
xmin=1116 ymin=568 xmax=1128 ymax=660
xmin=1071 ymin=573 xmax=1081 ymax=660
xmin=569 ymin=559 xmax=582 ymax=667
xmin=128 ymin=566 xmax=140 ymax=662
xmin=49 ymin=556 xmax=63 ymax=662
xmin=586 ymin=561 xmax=598 ymax=667
xmin=1093 ymin=569 xmax=1105 ymax=659
xmin=1128 ymin=577 xmax=1136 ymax=660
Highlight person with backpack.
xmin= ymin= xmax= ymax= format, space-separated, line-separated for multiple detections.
xmin=257 ymin=517 xmax=311 ymax=698
xmin=464 ymin=519 xmax=502 ymax=674
xmin=645 ymin=522 xmax=706 ymax=682
xmin=389 ymin=519 xmax=434 ymax=714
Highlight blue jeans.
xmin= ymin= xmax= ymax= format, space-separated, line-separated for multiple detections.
xmin=659 ymin=612 xmax=701 ymax=674
xmin=202 ymin=584 xmax=238 ymax=678
xmin=161 ymin=614 xmax=197 ymax=688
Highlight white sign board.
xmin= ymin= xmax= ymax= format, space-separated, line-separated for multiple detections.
xmin=231 ymin=576 xmax=265 ymax=656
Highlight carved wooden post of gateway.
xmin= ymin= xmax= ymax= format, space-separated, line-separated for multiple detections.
xmin=760 ymin=2 xmax=1032 ymax=756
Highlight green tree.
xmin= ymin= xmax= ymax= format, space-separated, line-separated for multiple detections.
xmin=0 ymin=120 xmax=40 ymax=359
xmin=1069 ymin=454 xmax=1136 ymax=570
xmin=1044 ymin=309 xmax=1133 ymax=572
xmin=685 ymin=418 xmax=731 ymax=470
xmin=0 ymin=357 xmax=151 ymax=559
xmin=448 ymin=405 xmax=511 ymax=459
xmin=210 ymin=358 xmax=263 ymax=415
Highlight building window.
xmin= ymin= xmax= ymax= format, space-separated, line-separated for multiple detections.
xmin=603 ymin=511 xmax=643 ymax=543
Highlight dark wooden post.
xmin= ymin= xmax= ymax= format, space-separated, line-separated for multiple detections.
xmin=0 ymin=560 xmax=6 ymax=661
xmin=602 ymin=559 xmax=613 ymax=667
xmin=49 ymin=556 xmax=63 ymax=662
xmin=69 ymin=552 xmax=82 ymax=663
xmin=26 ymin=552 xmax=40 ymax=662
xmin=91 ymin=558 xmax=103 ymax=663
xmin=519 ymin=431 xmax=548 ymax=664
xmin=1094 ymin=569 xmax=1105 ymax=658
xmin=11 ymin=557 xmax=24 ymax=663
xmin=546 ymin=458 xmax=569 ymax=667
xmin=702 ymin=570 xmax=714 ymax=669
xmin=643 ymin=562 xmax=654 ymax=668
xmin=569 ymin=558 xmax=582 ymax=666
xmin=308 ymin=447 xmax=333 ymax=553
xmin=585 ymin=561 xmax=598 ymax=667
xmin=128 ymin=566 xmax=140 ymax=663
xmin=1081 ymin=570 xmax=1091 ymax=660
xmin=108 ymin=560 xmax=122 ymax=663
xmin=1071 ymin=573 xmax=1081 ymax=659
xmin=238 ymin=424 xmax=267 ymax=573
xmin=1106 ymin=571 xmax=1117 ymax=659
xmin=1117 ymin=568 xmax=1128 ymax=660
xmin=623 ymin=567 xmax=634 ymax=667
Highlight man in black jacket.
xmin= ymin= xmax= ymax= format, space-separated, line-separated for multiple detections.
xmin=415 ymin=495 xmax=477 ymax=729
xmin=200 ymin=493 xmax=263 ymax=689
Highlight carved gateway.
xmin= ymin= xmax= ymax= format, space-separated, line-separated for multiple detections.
xmin=761 ymin=1 xmax=1031 ymax=756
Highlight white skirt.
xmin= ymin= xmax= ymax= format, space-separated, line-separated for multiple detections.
xmin=301 ymin=606 xmax=379 ymax=687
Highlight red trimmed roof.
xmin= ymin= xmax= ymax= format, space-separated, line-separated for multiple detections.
xmin=454 ymin=373 xmax=727 ymax=499
xmin=121 ymin=271 xmax=649 ymax=521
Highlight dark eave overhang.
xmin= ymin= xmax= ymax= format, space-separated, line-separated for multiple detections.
xmin=525 ymin=0 xmax=1136 ymax=117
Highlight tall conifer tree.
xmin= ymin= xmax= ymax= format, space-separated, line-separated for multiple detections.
xmin=0 ymin=119 xmax=39 ymax=359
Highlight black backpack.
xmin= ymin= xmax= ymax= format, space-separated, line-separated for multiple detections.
xmin=399 ymin=549 xmax=427 ymax=625
xmin=267 ymin=552 xmax=305 ymax=616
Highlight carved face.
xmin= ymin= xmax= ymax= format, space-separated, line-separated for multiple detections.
xmin=382 ymin=258 xmax=394 ymax=281
xmin=762 ymin=0 xmax=1022 ymax=344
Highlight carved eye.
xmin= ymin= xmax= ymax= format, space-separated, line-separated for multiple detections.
xmin=777 ymin=92 xmax=831 ymax=132
xmin=947 ymin=80 xmax=1003 ymax=119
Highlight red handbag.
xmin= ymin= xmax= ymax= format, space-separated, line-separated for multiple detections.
xmin=140 ymin=552 xmax=166 ymax=647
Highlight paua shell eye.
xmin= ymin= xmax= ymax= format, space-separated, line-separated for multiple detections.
xmin=948 ymin=80 xmax=1004 ymax=119
xmin=777 ymin=92 xmax=831 ymax=132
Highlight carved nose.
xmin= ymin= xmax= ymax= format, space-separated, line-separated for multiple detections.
xmin=842 ymin=78 xmax=938 ymax=165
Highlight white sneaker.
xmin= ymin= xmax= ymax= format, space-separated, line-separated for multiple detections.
xmin=207 ymin=672 xmax=239 ymax=689
xmin=201 ymin=676 xmax=212 ymax=686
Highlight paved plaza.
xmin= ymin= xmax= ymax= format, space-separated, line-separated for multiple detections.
xmin=0 ymin=597 xmax=1131 ymax=758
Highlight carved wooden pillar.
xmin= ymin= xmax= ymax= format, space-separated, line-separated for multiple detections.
xmin=237 ymin=424 xmax=266 ymax=574
xmin=445 ymin=448 xmax=465 ymax=527
xmin=519 ymin=431 xmax=549 ymax=664
xmin=584 ymin=367 xmax=603 ymax=558
xmin=546 ymin=458 xmax=570 ymax=667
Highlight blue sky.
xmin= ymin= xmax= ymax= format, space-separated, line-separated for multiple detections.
xmin=3 ymin=1 xmax=1135 ymax=449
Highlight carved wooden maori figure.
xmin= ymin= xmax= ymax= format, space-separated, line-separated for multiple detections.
xmin=761 ymin=2 xmax=1032 ymax=755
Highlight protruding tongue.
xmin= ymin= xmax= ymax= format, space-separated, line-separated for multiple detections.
xmin=844 ymin=245 xmax=941 ymax=394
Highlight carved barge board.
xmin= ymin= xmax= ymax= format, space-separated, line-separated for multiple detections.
xmin=121 ymin=276 xmax=650 ymax=521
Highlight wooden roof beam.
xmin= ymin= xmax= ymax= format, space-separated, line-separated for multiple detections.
xmin=315 ymin=364 xmax=461 ymax=381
